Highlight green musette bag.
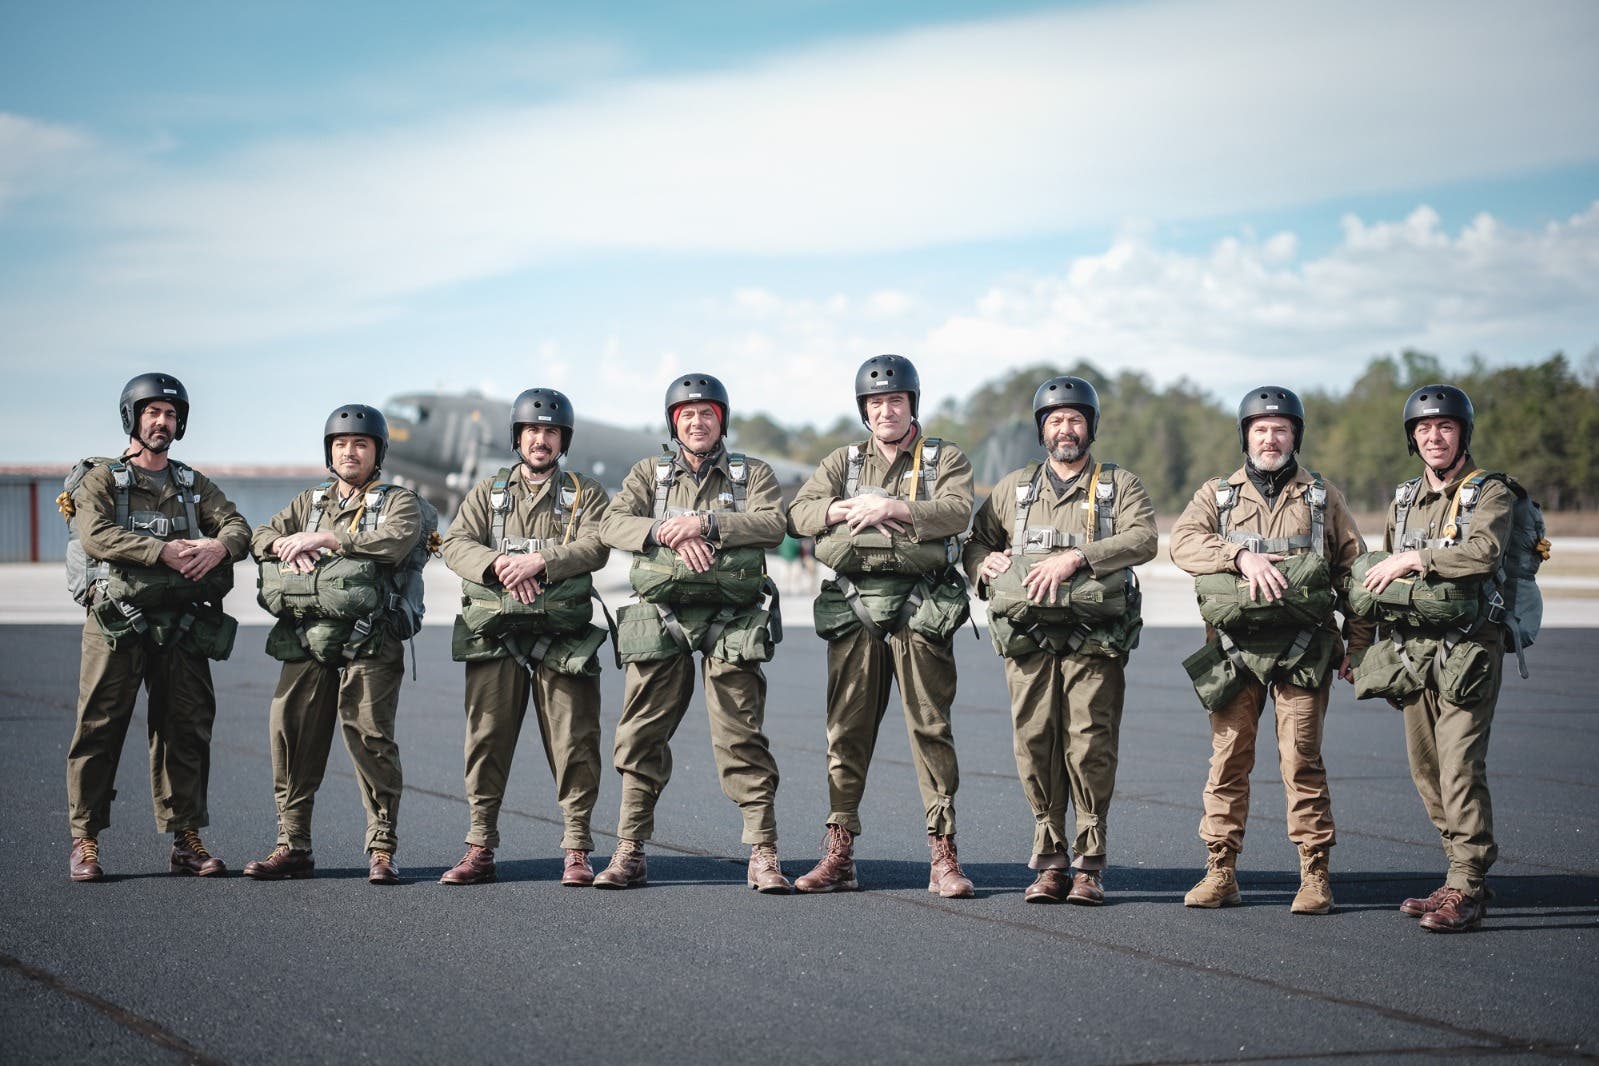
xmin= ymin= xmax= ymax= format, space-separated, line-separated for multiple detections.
xmin=458 ymin=574 xmax=595 ymax=639
xmin=1194 ymin=552 xmax=1335 ymax=632
xmin=1345 ymin=551 xmax=1480 ymax=631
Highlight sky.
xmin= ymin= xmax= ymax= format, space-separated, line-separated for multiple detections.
xmin=3 ymin=0 xmax=1597 ymax=464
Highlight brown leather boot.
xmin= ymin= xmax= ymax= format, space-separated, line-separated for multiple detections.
xmin=747 ymin=843 xmax=793 ymax=894
xmin=561 ymin=849 xmax=594 ymax=887
xmin=368 ymin=850 xmax=400 ymax=885
xmin=243 ymin=845 xmax=315 ymax=880
xmin=1291 ymin=845 xmax=1333 ymax=914
xmin=794 ymin=825 xmax=858 ymax=893
xmin=440 ymin=844 xmax=496 ymax=885
xmin=592 ymin=840 xmax=647 ymax=889
xmin=927 ymin=834 xmax=975 ymax=898
xmin=1023 ymin=868 xmax=1070 ymax=903
xmin=170 ymin=829 xmax=226 ymax=877
xmin=70 ymin=837 xmax=103 ymax=883
xmin=1419 ymin=888 xmax=1486 ymax=933
xmin=1184 ymin=843 xmax=1241 ymax=908
xmin=1399 ymin=884 xmax=1451 ymax=917
xmin=1067 ymin=868 xmax=1105 ymax=906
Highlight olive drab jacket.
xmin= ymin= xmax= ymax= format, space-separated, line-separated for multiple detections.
xmin=250 ymin=482 xmax=422 ymax=570
xmin=600 ymin=445 xmax=787 ymax=553
xmin=962 ymin=458 xmax=1158 ymax=588
xmin=1382 ymin=462 xmax=1513 ymax=586
xmin=787 ymin=432 xmax=973 ymax=552
xmin=442 ymin=466 xmax=610 ymax=584
xmin=1170 ymin=464 xmax=1374 ymax=653
xmin=74 ymin=461 xmax=251 ymax=569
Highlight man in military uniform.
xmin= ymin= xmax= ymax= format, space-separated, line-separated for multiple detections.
xmin=65 ymin=373 xmax=250 ymax=881
xmin=1360 ymin=385 xmax=1511 ymax=932
xmin=438 ymin=388 xmax=611 ymax=887
xmin=594 ymin=373 xmax=791 ymax=892
xmin=1170 ymin=386 xmax=1372 ymax=913
xmin=964 ymin=376 xmax=1157 ymax=904
xmin=243 ymin=404 xmax=422 ymax=885
xmin=787 ymin=354 xmax=977 ymax=897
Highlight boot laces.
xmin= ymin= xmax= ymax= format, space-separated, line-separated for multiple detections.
xmin=564 ymin=849 xmax=590 ymax=870
xmin=751 ymin=844 xmax=779 ymax=872
xmin=371 ymin=850 xmax=393 ymax=866
xmin=76 ymin=838 xmax=99 ymax=863
xmin=929 ymin=835 xmax=964 ymax=877
xmin=176 ymin=829 xmax=211 ymax=858
xmin=1435 ymin=887 xmax=1466 ymax=909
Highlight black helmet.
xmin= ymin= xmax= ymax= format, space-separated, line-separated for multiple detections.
xmin=119 ymin=372 xmax=190 ymax=441
xmin=511 ymin=387 xmax=575 ymax=456
xmin=1032 ymin=375 xmax=1100 ymax=444
xmin=854 ymin=354 xmax=920 ymax=423
xmin=1403 ymin=384 xmax=1474 ymax=457
xmin=323 ymin=404 xmax=389 ymax=470
xmin=1236 ymin=385 xmax=1304 ymax=453
xmin=663 ymin=373 xmax=729 ymax=440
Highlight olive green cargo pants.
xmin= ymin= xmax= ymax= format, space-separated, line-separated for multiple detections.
xmin=612 ymin=653 xmax=779 ymax=845
xmin=821 ymin=625 xmax=960 ymax=837
xmin=67 ymin=621 xmax=217 ymax=838
xmin=268 ymin=637 xmax=404 ymax=854
xmin=1002 ymin=649 xmax=1125 ymax=869
xmin=462 ymin=656 xmax=602 ymax=852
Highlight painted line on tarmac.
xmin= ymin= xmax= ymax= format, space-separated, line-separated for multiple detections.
xmin=885 ymin=895 xmax=1599 ymax=1064
xmin=0 ymin=951 xmax=227 ymax=1066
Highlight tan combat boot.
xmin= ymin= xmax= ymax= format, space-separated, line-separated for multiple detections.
xmin=747 ymin=843 xmax=794 ymax=894
xmin=927 ymin=834 xmax=975 ymax=898
xmin=1184 ymin=843 xmax=1242 ymax=908
xmin=592 ymin=839 xmax=647 ymax=889
xmin=794 ymin=825 xmax=858 ymax=893
xmin=1291 ymin=844 xmax=1333 ymax=915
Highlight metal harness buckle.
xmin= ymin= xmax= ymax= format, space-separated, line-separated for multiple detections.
xmin=128 ymin=513 xmax=170 ymax=537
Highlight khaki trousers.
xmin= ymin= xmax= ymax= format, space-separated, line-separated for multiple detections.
xmin=1401 ymin=633 xmax=1503 ymax=898
xmin=1003 ymin=650 xmax=1125 ymax=868
xmin=268 ymin=637 xmax=405 ymax=853
xmin=462 ymin=656 xmax=602 ymax=851
xmin=822 ymin=625 xmax=960 ymax=837
xmin=67 ymin=621 xmax=216 ymax=837
xmin=1200 ymin=675 xmax=1335 ymax=852
xmin=612 ymin=653 xmax=779 ymax=845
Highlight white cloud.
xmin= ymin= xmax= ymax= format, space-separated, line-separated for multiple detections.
xmin=0 ymin=112 xmax=91 ymax=216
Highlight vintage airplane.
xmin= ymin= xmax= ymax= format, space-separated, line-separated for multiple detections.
xmin=381 ymin=391 xmax=812 ymax=517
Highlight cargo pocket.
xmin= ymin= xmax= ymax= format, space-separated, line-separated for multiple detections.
xmin=907 ymin=577 xmax=970 ymax=644
xmin=451 ymin=616 xmax=508 ymax=663
xmin=1351 ymin=637 xmax=1427 ymax=701
xmin=540 ymin=624 xmax=609 ymax=677
xmin=812 ymin=581 xmax=863 ymax=641
xmin=1438 ymin=639 xmax=1493 ymax=705
xmin=264 ymin=617 xmax=312 ymax=663
xmin=711 ymin=610 xmax=775 ymax=665
xmin=986 ymin=614 xmax=1043 ymax=659
xmin=616 ymin=602 xmax=685 ymax=664
xmin=1182 ymin=638 xmax=1250 ymax=713
xmin=90 ymin=597 xmax=142 ymax=650
xmin=182 ymin=610 xmax=238 ymax=661
xmin=1283 ymin=629 xmax=1339 ymax=690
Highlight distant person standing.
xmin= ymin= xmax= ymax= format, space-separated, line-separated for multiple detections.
xmin=438 ymin=389 xmax=612 ymax=887
xmin=63 ymin=373 xmax=250 ymax=882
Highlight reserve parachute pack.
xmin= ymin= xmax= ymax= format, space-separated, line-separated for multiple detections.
xmin=812 ymin=437 xmax=960 ymax=575
xmin=1388 ymin=468 xmax=1548 ymax=678
xmin=258 ymin=479 xmax=440 ymax=664
xmin=983 ymin=462 xmax=1141 ymax=657
xmin=618 ymin=451 xmax=781 ymax=662
xmin=58 ymin=456 xmax=236 ymax=658
xmin=454 ymin=466 xmax=615 ymax=675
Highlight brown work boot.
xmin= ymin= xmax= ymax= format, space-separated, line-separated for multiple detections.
xmin=592 ymin=839 xmax=647 ymax=889
xmin=747 ymin=843 xmax=793 ymax=894
xmin=1419 ymin=888 xmax=1485 ymax=933
xmin=1067 ymin=868 xmax=1105 ymax=906
xmin=1184 ymin=843 xmax=1242 ymax=908
xmin=170 ymin=829 xmax=227 ymax=877
xmin=368 ymin=850 xmax=400 ymax=885
xmin=1399 ymin=884 xmax=1451 ymax=917
xmin=1023 ymin=868 xmax=1070 ymax=904
xmin=927 ymin=834 xmax=975 ymax=898
xmin=242 ymin=844 xmax=315 ymax=880
xmin=794 ymin=825 xmax=859 ymax=893
xmin=440 ymin=844 xmax=496 ymax=885
xmin=69 ymin=837 xmax=103 ymax=883
xmin=1290 ymin=845 xmax=1333 ymax=915
xmin=561 ymin=849 xmax=594 ymax=887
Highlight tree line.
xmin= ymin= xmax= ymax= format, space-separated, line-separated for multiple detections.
xmin=730 ymin=350 xmax=1599 ymax=514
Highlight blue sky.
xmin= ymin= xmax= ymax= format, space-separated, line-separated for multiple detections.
xmin=3 ymin=0 xmax=1597 ymax=464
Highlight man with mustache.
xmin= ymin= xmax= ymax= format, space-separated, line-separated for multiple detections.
xmin=594 ymin=374 xmax=791 ymax=892
xmin=1170 ymin=386 xmax=1372 ymax=913
xmin=1359 ymin=385 xmax=1512 ymax=933
xmin=963 ymin=376 xmax=1158 ymax=904
xmin=787 ymin=355 xmax=977 ymax=897
xmin=66 ymin=372 xmax=250 ymax=882
xmin=438 ymin=388 xmax=611 ymax=887
xmin=243 ymin=404 xmax=422 ymax=885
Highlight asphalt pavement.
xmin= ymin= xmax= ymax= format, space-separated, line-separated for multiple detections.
xmin=3 ymin=623 xmax=1597 ymax=1065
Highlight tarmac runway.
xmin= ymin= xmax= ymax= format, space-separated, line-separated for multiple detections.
xmin=3 ymin=613 xmax=1597 ymax=1065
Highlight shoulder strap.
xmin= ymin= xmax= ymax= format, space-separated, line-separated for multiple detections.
xmin=170 ymin=461 xmax=201 ymax=541
xmin=361 ymin=484 xmax=390 ymax=532
xmin=1392 ymin=477 xmax=1423 ymax=548
xmin=914 ymin=437 xmax=942 ymax=503
xmin=727 ymin=453 xmax=748 ymax=513
xmin=1090 ymin=462 xmax=1117 ymax=542
xmin=1010 ymin=463 xmax=1043 ymax=558
xmin=108 ymin=461 xmax=133 ymax=532
xmin=1441 ymin=468 xmax=1490 ymax=543
xmin=844 ymin=443 xmax=864 ymax=499
xmin=559 ymin=470 xmax=583 ymax=544
xmin=306 ymin=479 xmax=336 ymax=533
xmin=652 ymin=456 xmax=675 ymax=520
xmin=1305 ymin=472 xmax=1327 ymax=560
xmin=1214 ymin=478 xmax=1236 ymax=540
xmin=489 ymin=467 xmax=515 ymax=547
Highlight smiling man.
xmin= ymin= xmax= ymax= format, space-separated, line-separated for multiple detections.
xmin=244 ymin=404 xmax=423 ymax=885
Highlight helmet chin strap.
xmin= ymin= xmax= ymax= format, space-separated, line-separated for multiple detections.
xmin=879 ymin=419 xmax=919 ymax=449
